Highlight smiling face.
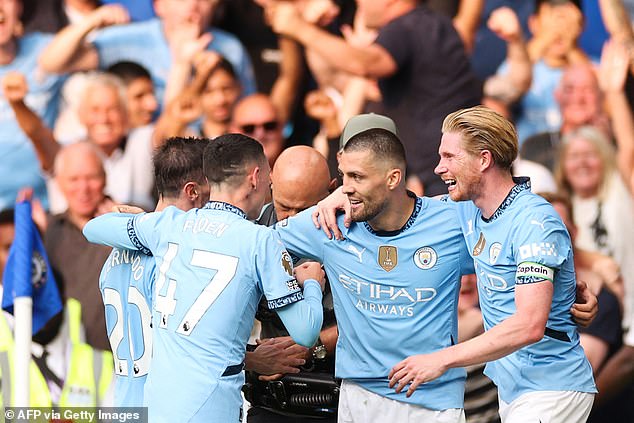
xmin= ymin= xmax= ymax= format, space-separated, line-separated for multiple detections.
xmin=557 ymin=65 xmax=601 ymax=128
xmin=56 ymin=145 xmax=106 ymax=220
xmin=79 ymin=84 xmax=128 ymax=155
xmin=562 ymin=136 xmax=604 ymax=198
xmin=434 ymin=131 xmax=482 ymax=202
xmin=339 ymin=149 xmax=391 ymax=223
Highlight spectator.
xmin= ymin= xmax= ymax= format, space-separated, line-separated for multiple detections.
xmin=555 ymin=125 xmax=634 ymax=356
xmin=521 ymin=63 xmax=608 ymax=172
xmin=214 ymin=0 xmax=304 ymax=124
xmin=3 ymin=71 xmax=155 ymax=211
xmin=38 ymin=0 xmax=256 ymax=106
xmin=231 ymin=93 xmax=285 ymax=168
xmin=0 ymin=199 xmax=115 ymax=408
xmin=154 ymin=53 xmax=241 ymax=142
xmin=107 ymin=61 xmax=158 ymax=129
xmin=0 ymin=0 xmax=66 ymax=211
xmin=498 ymin=0 xmax=589 ymax=143
xmin=266 ymin=0 xmax=482 ymax=196
xmin=44 ymin=142 xmax=113 ymax=351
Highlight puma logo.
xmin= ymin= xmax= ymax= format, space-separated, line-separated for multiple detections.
xmin=347 ymin=245 xmax=366 ymax=263
xmin=530 ymin=220 xmax=546 ymax=231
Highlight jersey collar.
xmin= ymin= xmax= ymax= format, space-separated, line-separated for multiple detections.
xmin=203 ymin=201 xmax=247 ymax=220
xmin=482 ymin=177 xmax=531 ymax=223
xmin=363 ymin=191 xmax=422 ymax=237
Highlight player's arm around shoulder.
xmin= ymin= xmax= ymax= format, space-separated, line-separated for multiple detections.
xmin=274 ymin=205 xmax=335 ymax=262
xmin=83 ymin=212 xmax=141 ymax=249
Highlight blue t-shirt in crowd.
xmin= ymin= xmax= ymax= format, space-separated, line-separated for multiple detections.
xmin=0 ymin=33 xmax=66 ymax=211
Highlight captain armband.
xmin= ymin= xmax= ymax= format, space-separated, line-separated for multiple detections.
xmin=516 ymin=262 xmax=554 ymax=284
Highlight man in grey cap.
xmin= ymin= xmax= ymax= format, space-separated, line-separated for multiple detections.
xmin=271 ymin=113 xmax=475 ymax=422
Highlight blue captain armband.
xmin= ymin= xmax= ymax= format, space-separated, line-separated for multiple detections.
xmin=516 ymin=262 xmax=554 ymax=284
xmin=127 ymin=215 xmax=152 ymax=256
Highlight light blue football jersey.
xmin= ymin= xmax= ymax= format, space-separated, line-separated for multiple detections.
xmin=99 ymin=248 xmax=155 ymax=407
xmin=276 ymin=195 xmax=474 ymax=411
xmin=84 ymin=202 xmax=323 ymax=422
xmin=449 ymin=178 xmax=596 ymax=403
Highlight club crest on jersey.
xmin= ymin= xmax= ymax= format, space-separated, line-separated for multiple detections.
xmin=281 ymin=251 xmax=293 ymax=277
xmin=31 ymin=251 xmax=47 ymax=288
xmin=489 ymin=242 xmax=502 ymax=265
xmin=472 ymin=232 xmax=486 ymax=256
xmin=378 ymin=245 xmax=397 ymax=272
xmin=413 ymin=247 xmax=437 ymax=269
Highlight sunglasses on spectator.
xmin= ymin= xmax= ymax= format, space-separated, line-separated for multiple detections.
xmin=240 ymin=121 xmax=279 ymax=134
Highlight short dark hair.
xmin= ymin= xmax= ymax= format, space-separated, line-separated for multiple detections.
xmin=212 ymin=57 xmax=238 ymax=81
xmin=535 ymin=0 xmax=581 ymax=13
xmin=0 ymin=208 xmax=14 ymax=225
xmin=203 ymin=133 xmax=265 ymax=185
xmin=106 ymin=61 xmax=152 ymax=86
xmin=343 ymin=128 xmax=407 ymax=170
xmin=153 ymin=137 xmax=208 ymax=199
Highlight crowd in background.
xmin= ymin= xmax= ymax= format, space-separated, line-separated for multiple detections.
xmin=1 ymin=0 xmax=633 ymax=421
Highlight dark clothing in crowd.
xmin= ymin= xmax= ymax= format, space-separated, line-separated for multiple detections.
xmin=45 ymin=213 xmax=111 ymax=350
xmin=375 ymin=5 xmax=482 ymax=196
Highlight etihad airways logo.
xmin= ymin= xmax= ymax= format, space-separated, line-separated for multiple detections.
xmin=339 ymin=274 xmax=437 ymax=302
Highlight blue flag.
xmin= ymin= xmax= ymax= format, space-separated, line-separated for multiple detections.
xmin=2 ymin=200 xmax=63 ymax=334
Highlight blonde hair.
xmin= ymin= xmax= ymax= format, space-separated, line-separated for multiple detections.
xmin=555 ymin=125 xmax=616 ymax=200
xmin=442 ymin=106 xmax=518 ymax=171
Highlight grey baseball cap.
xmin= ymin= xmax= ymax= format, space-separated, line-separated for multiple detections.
xmin=340 ymin=113 xmax=398 ymax=149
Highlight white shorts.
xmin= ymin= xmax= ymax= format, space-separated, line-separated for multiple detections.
xmin=498 ymin=390 xmax=594 ymax=423
xmin=337 ymin=379 xmax=465 ymax=423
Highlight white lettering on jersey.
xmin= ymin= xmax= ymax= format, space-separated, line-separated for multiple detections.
xmin=339 ymin=274 xmax=437 ymax=305
xmin=519 ymin=242 xmax=557 ymax=259
xmin=182 ymin=217 xmax=229 ymax=237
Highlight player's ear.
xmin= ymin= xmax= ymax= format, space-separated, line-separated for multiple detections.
xmin=480 ymin=150 xmax=494 ymax=171
xmin=386 ymin=168 xmax=402 ymax=190
xmin=183 ymin=181 xmax=198 ymax=200
xmin=247 ymin=165 xmax=260 ymax=191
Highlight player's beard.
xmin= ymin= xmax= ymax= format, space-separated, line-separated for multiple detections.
xmin=350 ymin=196 xmax=385 ymax=223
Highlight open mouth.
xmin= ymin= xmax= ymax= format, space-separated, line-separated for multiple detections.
xmin=444 ymin=179 xmax=456 ymax=187
xmin=348 ymin=198 xmax=362 ymax=209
